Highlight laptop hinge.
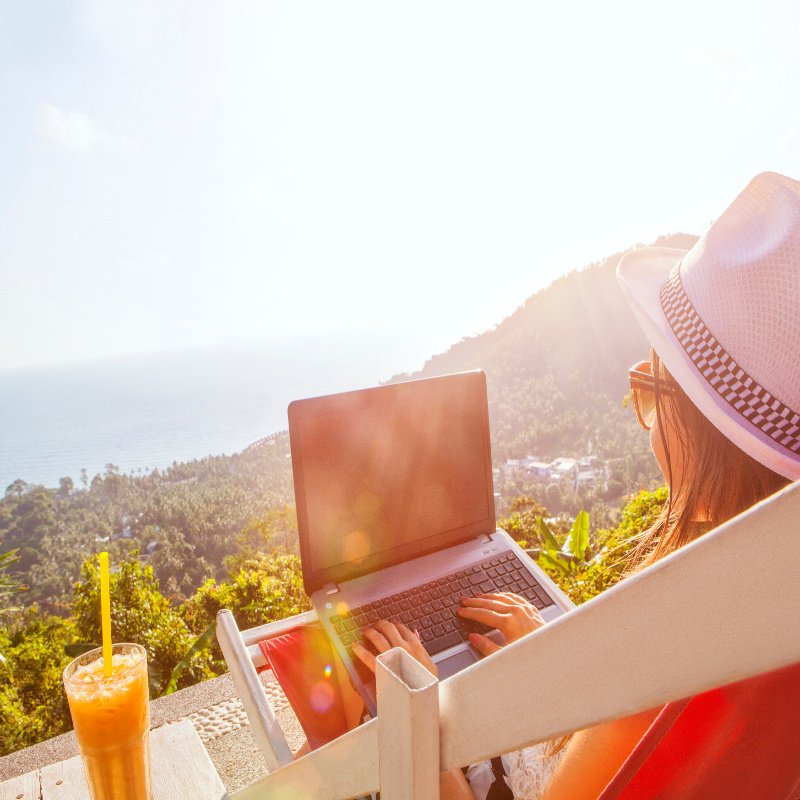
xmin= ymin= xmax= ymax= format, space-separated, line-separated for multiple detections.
xmin=323 ymin=582 xmax=339 ymax=596
xmin=475 ymin=533 xmax=492 ymax=543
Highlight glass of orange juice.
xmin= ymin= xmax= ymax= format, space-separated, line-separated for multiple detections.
xmin=63 ymin=643 xmax=152 ymax=800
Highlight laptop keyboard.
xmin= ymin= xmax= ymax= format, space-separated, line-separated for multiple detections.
xmin=330 ymin=551 xmax=555 ymax=664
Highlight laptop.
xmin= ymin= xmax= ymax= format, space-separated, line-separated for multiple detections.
xmin=288 ymin=370 xmax=572 ymax=715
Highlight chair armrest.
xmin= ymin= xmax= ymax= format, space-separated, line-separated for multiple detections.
xmin=216 ymin=609 xmax=294 ymax=770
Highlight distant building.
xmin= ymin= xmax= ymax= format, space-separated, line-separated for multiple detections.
xmin=576 ymin=469 xmax=598 ymax=487
xmin=551 ymin=457 xmax=578 ymax=469
xmin=497 ymin=453 xmax=609 ymax=497
xmin=551 ymin=458 xmax=579 ymax=480
xmin=526 ymin=461 xmax=552 ymax=479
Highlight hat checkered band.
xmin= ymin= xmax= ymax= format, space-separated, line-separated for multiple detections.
xmin=660 ymin=263 xmax=800 ymax=454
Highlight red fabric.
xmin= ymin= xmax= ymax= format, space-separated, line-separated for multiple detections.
xmin=258 ymin=623 xmax=350 ymax=750
xmin=260 ymin=624 xmax=800 ymax=796
xmin=598 ymin=660 xmax=800 ymax=800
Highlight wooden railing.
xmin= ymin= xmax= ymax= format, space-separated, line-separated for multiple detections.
xmin=218 ymin=480 xmax=800 ymax=800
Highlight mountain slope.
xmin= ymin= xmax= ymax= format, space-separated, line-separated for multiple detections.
xmin=391 ymin=233 xmax=698 ymax=470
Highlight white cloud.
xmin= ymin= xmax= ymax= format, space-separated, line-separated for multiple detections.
xmin=34 ymin=104 xmax=132 ymax=152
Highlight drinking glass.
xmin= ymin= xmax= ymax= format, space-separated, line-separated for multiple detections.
xmin=63 ymin=643 xmax=152 ymax=800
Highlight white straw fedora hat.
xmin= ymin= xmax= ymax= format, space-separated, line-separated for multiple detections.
xmin=617 ymin=171 xmax=800 ymax=481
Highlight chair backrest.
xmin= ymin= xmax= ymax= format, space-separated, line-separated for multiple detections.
xmin=257 ymin=622 xmax=350 ymax=751
xmin=598 ymin=661 xmax=800 ymax=800
xmin=256 ymin=624 xmax=800 ymax=799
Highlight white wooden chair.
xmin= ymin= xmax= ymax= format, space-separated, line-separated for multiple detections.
xmin=217 ymin=608 xmax=317 ymax=771
xmin=217 ymin=480 xmax=800 ymax=799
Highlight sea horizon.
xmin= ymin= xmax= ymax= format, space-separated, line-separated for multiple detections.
xmin=0 ymin=333 xmax=432 ymax=490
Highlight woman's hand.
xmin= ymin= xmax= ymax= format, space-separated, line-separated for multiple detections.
xmin=352 ymin=619 xmax=438 ymax=678
xmin=458 ymin=592 xmax=545 ymax=655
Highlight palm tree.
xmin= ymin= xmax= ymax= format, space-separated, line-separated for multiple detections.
xmin=0 ymin=549 xmax=22 ymax=614
xmin=0 ymin=549 xmax=22 ymax=682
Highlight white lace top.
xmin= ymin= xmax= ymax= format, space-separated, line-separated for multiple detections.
xmin=506 ymin=742 xmax=565 ymax=799
xmin=467 ymin=743 xmax=565 ymax=800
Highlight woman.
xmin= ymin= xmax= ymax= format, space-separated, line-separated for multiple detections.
xmin=352 ymin=171 xmax=800 ymax=798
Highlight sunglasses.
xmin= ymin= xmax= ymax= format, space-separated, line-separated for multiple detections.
xmin=629 ymin=360 xmax=674 ymax=430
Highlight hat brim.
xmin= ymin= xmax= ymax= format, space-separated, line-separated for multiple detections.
xmin=617 ymin=246 xmax=800 ymax=480
xmin=616 ymin=247 xmax=687 ymax=378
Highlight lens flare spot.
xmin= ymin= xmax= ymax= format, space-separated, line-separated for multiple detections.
xmin=343 ymin=529 xmax=370 ymax=562
xmin=323 ymin=664 xmax=333 ymax=679
xmin=335 ymin=601 xmax=350 ymax=616
xmin=310 ymin=680 xmax=336 ymax=713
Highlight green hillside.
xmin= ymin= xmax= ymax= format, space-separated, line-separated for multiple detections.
xmin=1 ymin=233 xmax=697 ymax=609
xmin=391 ymin=233 xmax=698 ymax=504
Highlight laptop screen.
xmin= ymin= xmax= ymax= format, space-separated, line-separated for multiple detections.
xmin=289 ymin=371 xmax=495 ymax=594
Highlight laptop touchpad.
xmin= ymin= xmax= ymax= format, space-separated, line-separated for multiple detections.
xmin=436 ymin=648 xmax=477 ymax=679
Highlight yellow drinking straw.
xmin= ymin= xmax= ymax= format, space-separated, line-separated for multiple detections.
xmin=99 ymin=552 xmax=112 ymax=678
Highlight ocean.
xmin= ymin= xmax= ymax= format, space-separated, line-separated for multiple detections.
xmin=0 ymin=334 xmax=431 ymax=490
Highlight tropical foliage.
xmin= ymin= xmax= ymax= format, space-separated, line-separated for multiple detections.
xmin=72 ymin=555 xmax=216 ymax=695
xmin=0 ymin=610 xmax=75 ymax=754
xmin=0 ymin=540 xmax=312 ymax=755
xmin=498 ymin=487 xmax=668 ymax=604
xmin=0 ymin=487 xmax=669 ymax=757
xmin=0 ymin=548 xmax=22 ymax=615
xmin=0 ymin=443 xmax=293 ymax=611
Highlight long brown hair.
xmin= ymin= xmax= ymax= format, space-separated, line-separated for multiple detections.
xmin=626 ymin=350 xmax=790 ymax=572
xmin=546 ymin=352 xmax=788 ymax=759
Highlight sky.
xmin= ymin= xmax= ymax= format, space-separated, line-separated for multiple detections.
xmin=1 ymin=1 xmax=800 ymax=371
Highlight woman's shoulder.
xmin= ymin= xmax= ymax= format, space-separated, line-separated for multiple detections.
xmin=538 ymin=707 xmax=662 ymax=800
